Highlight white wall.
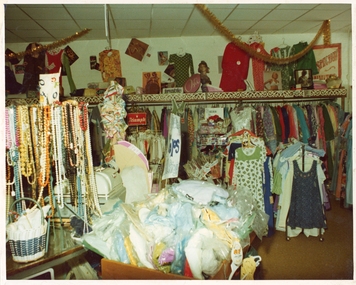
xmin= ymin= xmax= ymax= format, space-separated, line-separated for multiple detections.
xmin=6 ymin=31 xmax=352 ymax=111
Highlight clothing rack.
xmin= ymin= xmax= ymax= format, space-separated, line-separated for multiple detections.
xmin=6 ymin=89 xmax=347 ymax=108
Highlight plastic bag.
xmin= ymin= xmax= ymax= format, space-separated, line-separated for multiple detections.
xmin=171 ymin=179 xmax=229 ymax=205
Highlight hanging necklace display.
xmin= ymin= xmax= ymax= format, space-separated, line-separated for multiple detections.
xmin=37 ymin=105 xmax=51 ymax=206
xmin=8 ymin=106 xmax=22 ymax=213
xmin=17 ymin=105 xmax=36 ymax=186
xmin=51 ymin=102 xmax=69 ymax=209
xmin=6 ymin=153 xmax=15 ymax=223
xmin=62 ymin=101 xmax=77 ymax=208
xmin=74 ymin=103 xmax=86 ymax=219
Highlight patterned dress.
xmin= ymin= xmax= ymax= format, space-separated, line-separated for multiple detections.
xmin=249 ymin=42 xmax=269 ymax=91
xmin=232 ymin=145 xmax=266 ymax=211
xmin=168 ymin=53 xmax=194 ymax=87
xmin=268 ymin=46 xmax=293 ymax=90
xmin=287 ymin=160 xmax=327 ymax=229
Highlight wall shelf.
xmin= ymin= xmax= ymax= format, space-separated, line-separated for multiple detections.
xmin=5 ymin=88 xmax=347 ymax=107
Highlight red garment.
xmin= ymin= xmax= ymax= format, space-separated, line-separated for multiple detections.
xmin=286 ymin=105 xmax=298 ymax=140
xmin=46 ymin=49 xmax=64 ymax=84
xmin=46 ymin=49 xmax=64 ymax=74
xmin=276 ymin=106 xmax=286 ymax=143
xmin=220 ymin=42 xmax=250 ymax=92
xmin=249 ymin=42 xmax=269 ymax=91
xmin=335 ymin=149 xmax=346 ymax=199
xmin=317 ymin=106 xmax=327 ymax=152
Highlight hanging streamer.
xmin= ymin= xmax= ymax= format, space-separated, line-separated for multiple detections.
xmin=195 ymin=4 xmax=331 ymax=65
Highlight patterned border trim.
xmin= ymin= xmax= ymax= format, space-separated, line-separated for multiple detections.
xmin=6 ymin=89 xmax=346 ymax=106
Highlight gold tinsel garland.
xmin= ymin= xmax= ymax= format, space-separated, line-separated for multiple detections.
xmin=5 ymin=28 xmax=91 ymax=62
xmin=195 ymin=4 xmax=331 ymax=65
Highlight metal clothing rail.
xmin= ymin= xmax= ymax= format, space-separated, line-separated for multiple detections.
xmin=5 ymin=89 xmax=347 ymax=108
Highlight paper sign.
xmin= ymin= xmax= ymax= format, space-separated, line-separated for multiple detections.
xmin=162 ymin=113 xmax=181 ymax=180
xmin=205 ymin=107 xmax=224 ymax=121
xmin=127 ymin=112 xmax=147 ymax=126
xmin=39 ymin=71 xmax=60 ymax=105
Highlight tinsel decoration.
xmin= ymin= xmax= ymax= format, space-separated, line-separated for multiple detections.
xmin=195 ymin=4 xmax=331 ymax=65
xmin=323 ymin=20 xmax=331 ymax=45
xmin=5 ymin=28 xmax=91 ymax=62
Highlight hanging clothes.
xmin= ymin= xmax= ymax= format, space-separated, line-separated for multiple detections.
xmin=344 ymin=118 xmax=352 ymax=206
xmin=219 ymin=42 xmax=250 ymax=92
xmin=249 ymin=42 xmax=269 ymax=91
xmin=263 ymin=156 xmax=275 ymax=236
xmin=262 ymin=105 xmax=278 ymax=155
xmin=168 ymin=53 xmax=194 ymax=87
xmin=228 ymin=130 xmax=267 ymax=212
xmin=274 ymin=143 xmax=326 ymax=237
xmin=287 ymin=160 xmax=327 ymax=230
xmin=46 ymin=48 xmax=76 ymax=93
xmin=289 ymin=41 xmax=319 ymax=87
xmin=46 ymin=48 xmax=64 ymax=74
xmin=268 ymin=46 xmax=293 ymax=90
xmin=22 ymin=42 xmax=46 ymax=93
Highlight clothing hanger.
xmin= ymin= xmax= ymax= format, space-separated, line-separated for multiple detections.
xmin=278 ymin=38 xmax=288 ymax=48
xmin=242 ymin=132 xmax=256 ymax=148
xmin=229 ymin=128 xmax=258 ymax=139
xmin=177 ymin=47 xmax=185 ymax=57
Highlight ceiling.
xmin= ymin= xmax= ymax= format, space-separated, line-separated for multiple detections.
xmin=4 ymin=3 xmax=352 ymax=44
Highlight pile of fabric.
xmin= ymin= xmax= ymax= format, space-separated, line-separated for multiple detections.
xmin=82 ymin=180 xmax=268 ymax=279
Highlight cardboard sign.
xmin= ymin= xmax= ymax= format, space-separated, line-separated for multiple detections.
xmin=127 ymin=112 xmax=147 ymax=126
xmin=39 ymin=71 xmax=61 ymax=105
xmin=183 ymin=73 xmax=201 ymax=93
xmin=162 ymin=113 xmax=181 ymax=180
xmin=204 ymin=107 xmax=224 ymax=122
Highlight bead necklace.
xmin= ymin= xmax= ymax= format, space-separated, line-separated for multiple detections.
xmin=83 ymin=107 xmax=102 ymax=217
xmin=62 ymin=103 xmax=77 ymax=207
xmin=5 ymin=108 xmax=11 ymax=150
xmin=29 ymin=106 xmax=40 ymax=186
xmin=8 ymin=106 xmax=22 ymax=213
xmin=75 ymin=104 xmax=88 ymax=220
xmin=51 ymin=103 xmax=65 ymax=209
xmin=17 ymin=105 xmax=36 ymax=185
xmin=6 ymin=154 xmax=14 ymax=220
xmin=37 ymin=105 xmax=51 ymax=203
xmin=79 ymin=102 xmax=90 ymax=173
xmin=79 ymin=101 xmax=88 ymax=131
xmin=67 ymin=102 xmax=79 ymax=167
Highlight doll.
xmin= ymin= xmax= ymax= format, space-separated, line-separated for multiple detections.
xmin=198 ymin=61 xmax=211 ymax=92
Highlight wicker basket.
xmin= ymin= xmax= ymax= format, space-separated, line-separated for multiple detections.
xmin=7 ymin=198 xmax=48 ymax=263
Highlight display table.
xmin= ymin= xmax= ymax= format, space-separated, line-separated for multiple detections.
xmin=6 ymin=226 xmax=86 ymax=280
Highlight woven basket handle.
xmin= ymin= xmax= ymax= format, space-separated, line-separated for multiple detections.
xmin=9 ymin=197 xmax=45 ymax=226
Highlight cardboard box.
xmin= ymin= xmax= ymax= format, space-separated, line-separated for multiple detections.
xmin=101 ymin=258 xmax=231 ymax=280
xmin=101 ymin=232 xmax=256 ymax=280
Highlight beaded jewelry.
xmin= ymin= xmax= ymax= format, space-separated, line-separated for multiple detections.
xmin=8 ymin=106 xmax=22 ymax=213
xmin=51 ymin=103 xmax=67 ymax=209
xmin=29 ymin=106 xmax=40 ymax=186
xmin=37 ymin=105 xmax=51 ymax=204
xmin=6 ymin=154 xmax=14 ymax=221
xmin=81 ymin=102 xmax=102 ymax=217
xmin=5 ymin=108 xmax=11 ymax=150
xmin=17 ymin=105 xmax=36 ymax=185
